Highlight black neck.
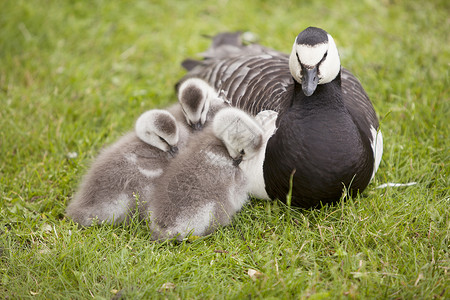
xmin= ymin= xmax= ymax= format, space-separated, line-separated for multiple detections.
xmin=292 ymin=71 xmax=342 ymax=108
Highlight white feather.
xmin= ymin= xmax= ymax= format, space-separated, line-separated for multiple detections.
xmin=376 ymin=182 xmax=417 ymax=189
xmin=240 ymin=110 xmax=278 ymax=199
xmin=370 ymin=126 xmax=383 ymax=180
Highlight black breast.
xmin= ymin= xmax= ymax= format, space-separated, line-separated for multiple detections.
xmin=263 ymin=80 xmax=374 ymax=207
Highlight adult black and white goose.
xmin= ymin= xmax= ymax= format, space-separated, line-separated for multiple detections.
xmin=178 ymin=27 xmax=383 ymax=208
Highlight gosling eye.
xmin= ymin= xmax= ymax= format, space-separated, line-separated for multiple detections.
xmin=239 ymin=149 xmax=245 ymax=155
xmin=159 ymin=136 xmax=167 ymax=143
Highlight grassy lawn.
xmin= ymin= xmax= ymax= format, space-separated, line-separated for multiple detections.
xmin=1 ymin=0 xmax=448 ymax=298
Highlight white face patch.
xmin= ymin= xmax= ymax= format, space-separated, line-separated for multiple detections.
xmin=317 ymin=34 xmax=341 ymax=84
xmin=289 ymin=33 xmax=341 ymax=85
xmin=296 ymin=43 xmax=328 ymax=67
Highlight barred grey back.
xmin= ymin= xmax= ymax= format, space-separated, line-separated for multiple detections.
xmin=183 ymin=53 xmax=294 ymax=116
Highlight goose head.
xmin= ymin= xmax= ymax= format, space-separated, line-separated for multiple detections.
xmin=135 ymin=109 xmax=179 ymax=156
xmin=213 ymin=107 xmax=263 ymax=166
xmin=178 ymin=78 xmax=222 ymax=130
xmin=289 ymin=27 xmax=341 ymax=96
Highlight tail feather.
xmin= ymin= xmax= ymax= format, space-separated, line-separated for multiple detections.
xmin=181 ymin=59 xmax=202 ymax=71
xmin=180 ymin=32 xmax=246 ymax=72
xmin=199 ymin=32 xmax=246 ymax=59
xmin=205 ymin=32 xmax=243 ymax=48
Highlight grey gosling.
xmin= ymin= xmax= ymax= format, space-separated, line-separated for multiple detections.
xmin=66 ymin=109 xmax=187 ymax=226
xmin=141 ymin=107 xmax=265 ymax=241
xmin=168 ymin=77 xmax=227 ymax=131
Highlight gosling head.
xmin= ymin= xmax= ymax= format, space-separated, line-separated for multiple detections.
xmin=178 ymin=78 xmax=221 ymax=130
xmin=213 ymin=107 xmax=263 ymax=166
xmin=289 ymin=27 xmax=341 ymax=96
xmin=135 ymin=109 xmax=179 ymax=156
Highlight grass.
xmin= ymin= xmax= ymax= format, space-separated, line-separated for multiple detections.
xmin=1 ymin=0 xmax=448 ymax=298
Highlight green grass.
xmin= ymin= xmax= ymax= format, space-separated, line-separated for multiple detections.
xmin=1 ymin=0 xmax=449 ymax=298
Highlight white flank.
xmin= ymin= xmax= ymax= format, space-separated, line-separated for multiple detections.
xmin=240 ymin=152 xmax=269 ymax=199
xmin=240 ymin=110 xmax=277 ymax=199
xmin=370 ymin=126 xmax=383 ymax=181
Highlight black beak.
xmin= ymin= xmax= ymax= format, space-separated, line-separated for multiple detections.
xmin=233 ymin=156 xmax=243 ymax=166
xmin=191 ymin=122 xmax=203 ymax=131
xmin=168 ymin=145 xmax=179 ymax=157
xmin=301 ymin=66 xmax=319 ymax=96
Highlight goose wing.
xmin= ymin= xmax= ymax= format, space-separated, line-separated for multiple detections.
xmin=341 ymin=68 xmax=382 ymax=178
xmin=181 ymin=54 xmax=294 ymax=116
xmin=341 ymin=68 xmax=379 ymax=136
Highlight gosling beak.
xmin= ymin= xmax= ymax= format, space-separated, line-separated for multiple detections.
xmin=191 ymin=122 xmax=203 ymax=131
xmin=168 ymin=145 xmax=179 ymax=157
xmin=301 ymin=65 xmax=319 ymax=97
xmin=232 ymin=156 xmax=243 ymax=166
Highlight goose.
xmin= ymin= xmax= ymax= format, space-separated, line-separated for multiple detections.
xmin=168 ymin=78 xmax=227 ymax=131
xmin=66 ymin=109 xmax=187 ymax=226
xmin=141 ymin=107 xmax=265 ymax=241
xmin=178 ymin=27 xmax=383 ymax=208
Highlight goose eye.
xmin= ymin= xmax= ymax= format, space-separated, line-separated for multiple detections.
xmin=239 ymin=149 xmax=245 ymax=155
xmin=159 ymin=136 xmax=166 ymax=143
xmin=296 ymin=52 xmax=302 ymax=65
xmin=318 ymin=51 xmax=328 ymax=67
